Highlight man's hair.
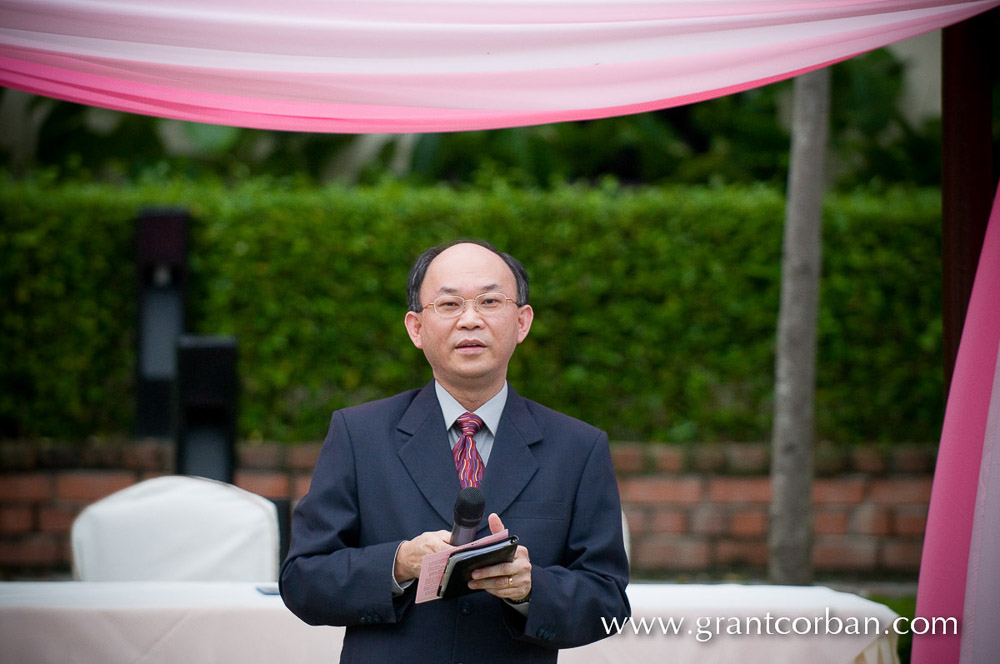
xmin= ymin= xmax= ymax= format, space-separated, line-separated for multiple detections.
xmin=406 ymin=239 xmax=530 ymax=312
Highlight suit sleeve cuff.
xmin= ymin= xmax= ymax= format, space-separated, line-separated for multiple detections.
xmin=391 ymin=541 xmax=415 ymax=596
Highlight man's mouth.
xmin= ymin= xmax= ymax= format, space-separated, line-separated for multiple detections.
xmin=456 ymin=340 xmax=486 ymax=350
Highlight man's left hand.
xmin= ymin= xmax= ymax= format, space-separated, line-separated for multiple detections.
xmin=467 ymin=512 xmax=531 ymax=602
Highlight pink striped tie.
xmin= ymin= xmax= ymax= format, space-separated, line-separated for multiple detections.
xmin=453 ymin=412 xmax=485 ymax=489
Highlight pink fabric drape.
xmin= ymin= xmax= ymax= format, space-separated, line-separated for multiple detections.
xmin=913 ymin=188 xmax=1000 ymax=664
xmin=5 ymin=2 xmax=1000 ymax=661
xmin=2 ymin=0 xmax=998 ymax=133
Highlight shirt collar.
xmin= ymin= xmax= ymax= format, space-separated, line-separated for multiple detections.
xmin=435 ymin=381 xmax=508 ymax=435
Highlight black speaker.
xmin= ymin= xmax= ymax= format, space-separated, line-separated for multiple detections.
xmin=135 ymin=208 xmax=189 ymax=438
xmin=174 ymin=335 xmax=238 ymax=483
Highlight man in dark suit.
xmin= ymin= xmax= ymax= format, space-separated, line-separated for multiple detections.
xmin=280 ymin=240 xmax=630 ymax=663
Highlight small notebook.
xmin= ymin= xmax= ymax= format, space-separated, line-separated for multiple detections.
xmin=437 ymin=536 xmax=518 ymax=599
xmin=415 ymin=529 xmax=517 ymax=603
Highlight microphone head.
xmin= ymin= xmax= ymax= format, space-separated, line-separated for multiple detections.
xmin=453 ymin=486 xmax=486 ymax=528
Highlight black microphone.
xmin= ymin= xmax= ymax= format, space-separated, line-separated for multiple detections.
xmin=449 ymin=487 xmax=486 ymax=546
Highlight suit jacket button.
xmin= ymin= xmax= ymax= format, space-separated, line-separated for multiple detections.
xmin=460 ymin=601 xmax=472 ymax=615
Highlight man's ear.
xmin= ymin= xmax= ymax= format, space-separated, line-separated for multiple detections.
xmin=516 ymin=305 xmax=533 ymax=344
xmin=404 ymin=310 xmax=424 ymax=349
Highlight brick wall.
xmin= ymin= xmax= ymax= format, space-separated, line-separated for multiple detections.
xmin=0 ymin=439 xmax=933 ymax=579
xmin=612 ymin=442 xmax=933 ymax=576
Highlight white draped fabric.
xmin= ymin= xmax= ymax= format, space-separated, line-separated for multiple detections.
xmin=1 ymin=0 xmax=998 ymax=133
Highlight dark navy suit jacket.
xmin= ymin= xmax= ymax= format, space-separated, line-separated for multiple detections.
xmin=280 ymin=382 xmax=630 ymax=663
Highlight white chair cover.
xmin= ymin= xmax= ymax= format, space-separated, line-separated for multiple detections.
xmin=621 ymin=508 xmax=631 ymax=566
xmin=71 ymin=475 xmax=279 ymax=582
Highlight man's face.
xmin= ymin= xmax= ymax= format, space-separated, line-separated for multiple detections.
xmin=404 ymin=243 xmax=533 ymax=395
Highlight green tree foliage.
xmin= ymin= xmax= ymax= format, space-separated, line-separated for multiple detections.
xmin=1 ymin=177 xmax=941 ymax=444
xmin=2 ymin=49 xmax=951 ymax=189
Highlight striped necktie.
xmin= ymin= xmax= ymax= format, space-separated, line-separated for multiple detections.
xmin=453 ymin=412 xmax=485 ymax=488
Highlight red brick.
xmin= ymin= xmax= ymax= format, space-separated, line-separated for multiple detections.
xmin=122 ymin=440 xmax=170 ymax=472
xmin=0 ymin=474 xmax=55 ymax=502
xmin=0 ymin=534 xmax=63 ymax=566
xmin=708 ymin=477 xmax=771 ymax=503
xmin=287 ymin=443 xmax=322 ymax=472
xmin=234 ymin=472 xmax=290 ymax=499
xmin=0 ymin=505 xmax=34 ymax=534
xmin=237 ymin=443 xmax=284 ymax=470
xmin=620 ymin=476 xmax=703 ymax=504
xmin=724 ymin=444 xmax=770 ymax=474
xmin=814 ymin=442 xmax=847 ymax=475
xmin=691 ymin=445 xmax=727 ymax=473
xmin=35 ymin=442 xmax=82 ymax=468
xmin=851 ymin=504 xmax=891 ymax=536
xmin=881 ymin=541 xmax=923 ymax=571
xmin=293 ymin=474 xmax=312 ymax=500
xmin=690 ymin=505 xmax=728 ymax=535
xmin=610 ymin=443 xmax=645 ymax=473
xmin=0 ymin=441 xmax=36 ymax=471
xmin=715 ymin=540 xmax=768 ymax=567
xmin=850 ymin=447 xmax=887 ymax=474
xmin=730 ymin=507 xmax=768 ymax=537
xmin=869 ymin=478 xmax=932 ymax=505
xmin=812 ymin=478 xmax=866 ymax=504
xmin=79 ymin=443 xmax=121 ymax=468
xmin=892 ymin=505 xmax=929 ymax=537
xmin=56 ymin=471 xmax=135 ymax=502
xmin=813 ymin=507 xmax=849 ymax=535
xmin=621 ymin=507 xmax=646 ymax=536
xmin=649 ymin=446 xmax=684 ymax=473
xmin=39 ymin=505 xmax=79 ymax=534
xmin=648 ymin=508 xmax=687 ymax=534
xmin=891 ymin=446 xmax=934 ymax=474
xmin=813 ymin=535 xmax=878 ymax=571
xmin=632 ymin=535 xmax=709 ymax=571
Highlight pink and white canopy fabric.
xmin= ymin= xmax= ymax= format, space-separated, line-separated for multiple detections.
xmin=913 ymin=187 xmax=1000 ymax=664
xmin=4 ymin=2 xmax=1000 ymax=662
xmin=1 ymin=0 xmax=998 ymax=133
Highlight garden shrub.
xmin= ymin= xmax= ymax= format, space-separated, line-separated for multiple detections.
xmin=0 ymin=176 xmax=941 ymax=443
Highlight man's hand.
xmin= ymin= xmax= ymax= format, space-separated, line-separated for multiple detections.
xmin=467 ymin=513 xmax=532 ymax=602
xmin=393 ymin=530 xmax=452 ymax=583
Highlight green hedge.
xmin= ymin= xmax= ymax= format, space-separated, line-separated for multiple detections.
xmin=0 ymin=175 xmax=942 ymax=443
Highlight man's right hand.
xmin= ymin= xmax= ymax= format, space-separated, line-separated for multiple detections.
xmin=393 ymin=530 xmax=452 ymax=583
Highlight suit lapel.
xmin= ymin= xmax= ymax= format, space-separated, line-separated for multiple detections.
xmin=396 ymin=383 xmax=544 ymax=531
xmin=480 ymin=388 xmax=541 ymax=523
xmin=396 ymin=382 xmax=460 ymax=527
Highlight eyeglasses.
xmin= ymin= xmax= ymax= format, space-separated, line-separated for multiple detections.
xmin=422 ymin=292 xmax=516 ymax=318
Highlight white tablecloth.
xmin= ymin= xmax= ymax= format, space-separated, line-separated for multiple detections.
xmin=561 ymin=584 xmax=899 ymax=664
xmin=0 ymin=582 xmax=898 ymax=663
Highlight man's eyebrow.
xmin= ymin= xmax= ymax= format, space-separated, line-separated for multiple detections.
xmin=437 ymin=284 xmax=501 ymax=295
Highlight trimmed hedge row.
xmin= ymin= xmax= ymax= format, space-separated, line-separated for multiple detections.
xmin=0 ymin=176 xmax=942 ymax=443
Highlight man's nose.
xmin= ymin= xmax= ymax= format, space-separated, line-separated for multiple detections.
xmin=456 ymin=302 xmax=485 ymax=326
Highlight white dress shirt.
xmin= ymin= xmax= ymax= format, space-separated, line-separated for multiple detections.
xmin=435 ymin=380 xmax=508 ymax=466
